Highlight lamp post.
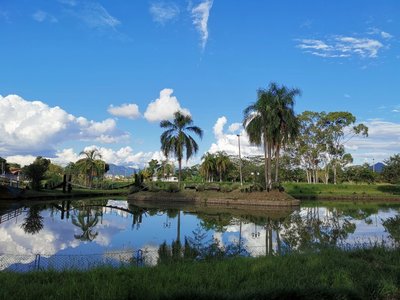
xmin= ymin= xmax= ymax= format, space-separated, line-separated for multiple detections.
xmin=237 ymin=134 xmax=243 ymax=186
xmin=372 ymin=158 xmax=375 ymax=173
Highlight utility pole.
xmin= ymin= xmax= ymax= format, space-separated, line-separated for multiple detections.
xmin=237 ymin=134 xmax=243 ymax=186
xmin=372 ymin=158 xmax=375 ymax=173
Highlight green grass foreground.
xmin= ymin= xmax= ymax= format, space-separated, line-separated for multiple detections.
xmin=284 ymin=183 xmax=400 ymax=200
xmin=1 ymin=248 xmax=400 ymax=299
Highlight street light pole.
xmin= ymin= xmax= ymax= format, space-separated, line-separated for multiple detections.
xmin=372 ymin=158 xmax=375 ymax=173
xmin=237 ymin=134 xmax=243 ymax=186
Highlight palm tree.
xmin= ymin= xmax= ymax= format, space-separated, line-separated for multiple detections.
xmin=269 ymin=83 xmax=301 ymax=183
xmin=215 ymin=151 xmax=231 ymax=182
xmin=243 ymin=88 xmax=275 ymax=190
xmin=77 ymin=149 xmax=102 ymax=187
xmin=200 ymin=152 xmax=216 ymax=182
xmin=160 ymin=111 xmax=203 ymax=185
xmin=243 ymin=82 xmax=300 ymax=190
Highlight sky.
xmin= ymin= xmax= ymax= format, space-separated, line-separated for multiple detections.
xmin=0 ymin=0 xmax=399 ymax=168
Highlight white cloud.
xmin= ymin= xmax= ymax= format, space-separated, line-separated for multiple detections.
xmin=144 ymin=88 xmax=190 ymax=122
xmin=70 ymin=2 xmax=120 ymax=30
xmin=149 ymin=2 xmax=180 ymax=24
xmin=346 ymin=120 xmax=400 ymax=162
xmin=208 ymin=116 xmax=263 ymax=157
xmin=191 ymin=0 xmax=213 ymax=50
xmin=228 ymin=123 xmax=242 ymax=133
xmin=344 ymin=94 xmax=351 ymax=99
xmin=297 ymin=35 xmax=384 ymax=58
xmin=108 ymin=103 xmax=141 ymax=119
xmin=367 ymin=27 xmax=393 ymax=40
xmin=32 ymin=10 xmax=58 ymax=23
xmin=0 ymin=95 xmax=128 ymax=156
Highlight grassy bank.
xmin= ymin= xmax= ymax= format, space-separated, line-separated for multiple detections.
xmin=1 ymin=248 xmax=399 ymax=299
xmin=284 ymin=183 xmax=400 ymax=201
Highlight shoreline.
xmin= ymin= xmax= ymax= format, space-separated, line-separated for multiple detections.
xmin=128 ymin=190 xmax=301 ymax=208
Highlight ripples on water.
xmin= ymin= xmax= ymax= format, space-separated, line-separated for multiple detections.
xmin=0 ymin=199 xmax=399 ymax=271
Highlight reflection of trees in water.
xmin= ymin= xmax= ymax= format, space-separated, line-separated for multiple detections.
xmin=72 ymin=207 xmax=102 ymax=242
xmin=21 ymin=205 xmax=44 ymax=235
xmin=382 ymin=215 xmax=400 ymax=247
xmin=280 ymin=207 xmax=356 ymax=251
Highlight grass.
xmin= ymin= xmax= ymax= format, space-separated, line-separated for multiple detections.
xmin=284 ymin=182 xmax=400 ymax=200
xmin=0 ymin=247 xmax=399 ymax=299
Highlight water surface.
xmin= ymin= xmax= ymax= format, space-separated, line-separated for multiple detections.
xmin=0 ymin=198 xmax=399 ymax=270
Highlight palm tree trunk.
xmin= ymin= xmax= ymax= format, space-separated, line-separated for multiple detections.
xmin=275 ymin=144 xmax=280 ymax=183
xmin=178 ymin=159 xmax=182 ymax=187
xmin=263 ymin=140 xmax=269 ymax=191
xmin=333 ymin=162 xmax=337 ymax=184
xmin=267 ymin=143 xmax=272 ymax=190
xmin=219 ymin=166 xmax=222 ymax=182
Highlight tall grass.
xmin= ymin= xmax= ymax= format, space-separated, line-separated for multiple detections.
xmin=1 ymin=247 xmax=399 ymax=299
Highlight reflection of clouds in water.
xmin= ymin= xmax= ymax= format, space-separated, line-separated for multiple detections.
xmin=0 ymin=207 xmax=134 ymax=270
xmin=223 ymin=223 xmax=272 ymax=257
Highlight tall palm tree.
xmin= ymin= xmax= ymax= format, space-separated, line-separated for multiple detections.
xmin=243 ymin=88 xmax=275 ymax=190
xmin=200 ymin=152 xmax=216 ymax=182
xmin=77 ymin=149 xmax=102 ymax=187
xmin=269 ymin=83 xmax=301 ymax=183
xmin=243 ymin=82 xmax=300 ymax=190
xmin=215 ymin=151 xmax=231 ymax=182
xmin=160 ymin=111 xmax=203 ymax=185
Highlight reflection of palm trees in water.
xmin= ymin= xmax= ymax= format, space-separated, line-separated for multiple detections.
xmin=72 ymin=208 xmax=101 ymax=242
xmin=21 ymin=206 xmax=44 ymax=235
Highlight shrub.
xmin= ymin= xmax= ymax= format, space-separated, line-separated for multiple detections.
xmin=166 ymin=183 xmax=180 ymax=193
xmin=196 ymin=184 xmax=205 ymax=192
xmin=220 ymin=185 xmax=232 ymax=193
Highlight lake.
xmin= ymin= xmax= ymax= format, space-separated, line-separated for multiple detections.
xmin=0 ymin=198 xmax=399 ymax=271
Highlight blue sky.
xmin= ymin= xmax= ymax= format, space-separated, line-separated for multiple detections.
xmin=0 ymin=0 xmax=399 ymax=167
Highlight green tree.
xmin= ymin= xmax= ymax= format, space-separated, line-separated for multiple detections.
xmin=244 ymin=82 xmax=300 ymax=190
xmin=21 ymin=206 xmax=44 ymax=234
xmin=147 ymin=159 xmax=160 ymax=178
xmin=76 ymin=149 xmax=103 ymax=187
xmin=382 ymin=154 xmax=400 ymax=184
xmin=160 ymin=111 xmax=203 ymax=185
xmin=215 ymin=151 xmax=231 ymax=182
xmin=22 ymin=156 xmax=51 ymax=190
xmin=200 ymin=152 xmax=216 ymax=182
xmin=0 ymin=157 xmax=10 ymax=174
xmin=321 ymin=112 xmax=368 ymax=184
xmin=268 ymin=83 xmax=301 ymax=183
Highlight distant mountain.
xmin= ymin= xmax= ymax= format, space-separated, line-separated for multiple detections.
xmin=370 ymin=162 xmax=385 ymax=173
xmin=107 ymin=164 xmax=137 ymax=176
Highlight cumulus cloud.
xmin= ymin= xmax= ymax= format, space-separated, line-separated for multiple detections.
xmin=144 ymin=88 xmax=190 ymax=122
xmin=191 ymin=0 xmax=213 ymax=50
xmin=208 ymin=116 xmax=263 ymax=157
xmin=297 ymin=35 xmax=385 ymax=58
xmin=108 ymin=103 xmax=141 ymax=119
xmin=346 ymin=120 xmax=400 ymax=162
xmin=228 ymin=123 xmax=242 ymax=133
xmin=0 ymin=95 xmax=128 ymax=156
xmin=149 ymin=2 xmax=180 ymax=24
xmin=32 ymin=10 xmax=58 ymax=23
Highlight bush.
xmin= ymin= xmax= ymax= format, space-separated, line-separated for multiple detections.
xmin=196 ymin=184 xmax=205 ymax=192
xmin=165 ymin=183 xmax=180 ymax=193
xmin=271 ymin=182 xmax=285 ymax=192
xmin=220 ymin=185 xmax=232 ymax=193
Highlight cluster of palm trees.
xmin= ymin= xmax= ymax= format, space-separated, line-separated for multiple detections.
xmin=243 ymin=82 xmax=300 ymax=190
xmin=200 ymin=151 xmax=231 ymax=182
xmin=159 ymin=82 xmax=300 ymax=191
